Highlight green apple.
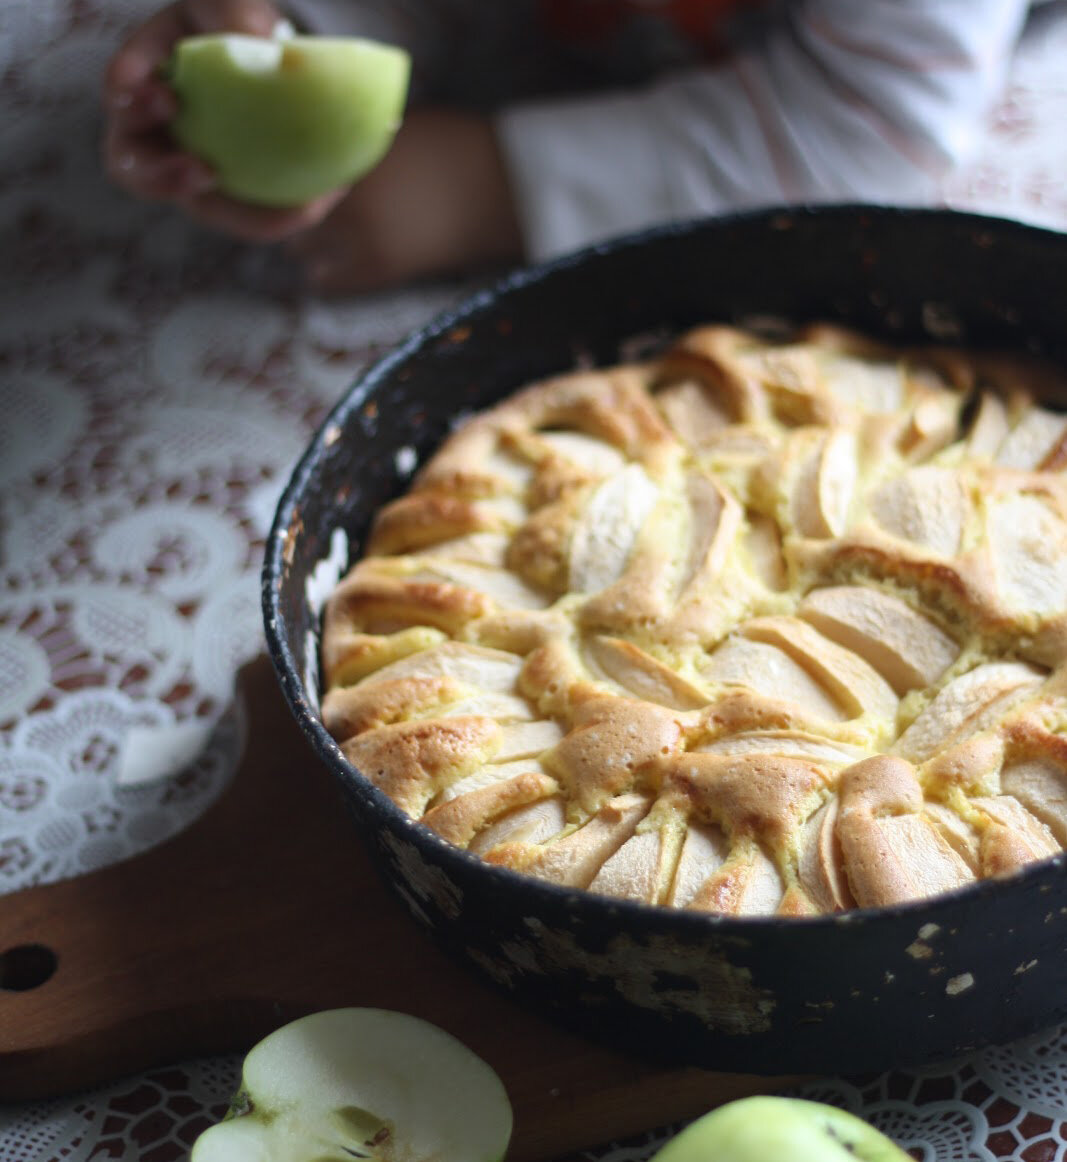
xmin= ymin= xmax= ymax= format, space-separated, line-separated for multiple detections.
xmin=650 ymin=1096 xmax=912 ymax=1162
xmin=190 ymin=1007 xmax=513 ymax=1162
xmin=168 ymin=30 xmax=410 ymax=206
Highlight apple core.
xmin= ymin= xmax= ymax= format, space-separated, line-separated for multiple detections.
xmin=190 ymin=1007 xmax=513 ymax=1162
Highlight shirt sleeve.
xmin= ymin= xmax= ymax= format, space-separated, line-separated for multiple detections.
xmin=496 ymin=0 xmax=1032 ymax=262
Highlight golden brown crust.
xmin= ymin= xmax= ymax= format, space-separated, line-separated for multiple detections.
xmin=341 ymin=715 xmax=503 ymax=817
xmin=319 ymin=322 xmax=1067 ymax=917
xmin=321 ymin=675 xmax=464 ymax=737
xmin=545 ymin=696 xmax=686 ymax=814
xmin=422 ymin=771 xmax=561 ymax=848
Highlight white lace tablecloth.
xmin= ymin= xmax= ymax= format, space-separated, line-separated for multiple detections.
xmin=2 ymin=2 xmax=1067 ymax=1159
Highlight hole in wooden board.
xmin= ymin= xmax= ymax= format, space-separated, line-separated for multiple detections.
xmin=0 ymin=943 xmax=58 ymax=991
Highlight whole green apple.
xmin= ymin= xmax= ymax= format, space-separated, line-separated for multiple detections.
xmin=168 ymin=31 xmax=410 ymax=207
xmin=650 ymin=1096 xmax=913 ymax=1162
xmin=190 ymin=1007 xmax=513 ymax=1162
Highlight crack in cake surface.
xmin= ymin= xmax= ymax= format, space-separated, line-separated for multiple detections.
xmin=320 ymin=323 xmax=1067 ymax=916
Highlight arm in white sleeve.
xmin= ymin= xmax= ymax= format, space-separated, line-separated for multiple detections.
xmin=496 ymin=0 xmax=1031 ymax=262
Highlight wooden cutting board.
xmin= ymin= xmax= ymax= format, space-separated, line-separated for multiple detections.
xmin=0 ymin=656 xmax=798 ymax=1161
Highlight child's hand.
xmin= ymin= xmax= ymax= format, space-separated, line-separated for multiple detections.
xmin=103 ymin=0 xmax=344 ymax=241
xmin=288 ymin=109 xmax=524 ymax=295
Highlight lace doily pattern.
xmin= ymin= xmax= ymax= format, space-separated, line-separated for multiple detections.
xmin=0 ymin=0 xmax=464 ymax=892
xmin=3 ymin=1026 xmax=1067 ymax=1162
xmin=2 ymin=0 xmax=1067 ymax=1158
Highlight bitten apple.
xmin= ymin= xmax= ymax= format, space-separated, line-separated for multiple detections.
xmin=650 ymin=1096 xmax=913 ymax=1162
xmin=190 ymin=1007 xmax=513 ymax=1162
xmin=168 ymin=30 xmax=410 ymax=206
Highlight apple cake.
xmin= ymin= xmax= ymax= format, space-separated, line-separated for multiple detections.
xmin=319 ymin=323 xmax=1067 ymax=916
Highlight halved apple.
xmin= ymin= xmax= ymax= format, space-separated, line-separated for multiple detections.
xmin=169 ymin=31 xmax=410 ymax=206
xmin=191 ymin=1007 xmax=513 ymax=1162
xmin=650 ymin=1096 xmax=911 ymax=1162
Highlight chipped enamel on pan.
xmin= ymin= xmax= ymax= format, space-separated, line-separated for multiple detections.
xmin=263 ymin=206 xmax=1067 ymax=1076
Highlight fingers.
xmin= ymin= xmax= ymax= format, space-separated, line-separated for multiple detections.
xmin=103 ymin=3 xmax=208 ymax=202
xmin=103 ymin=0 xmax=283 ymax=105
xmin=104 ymin=66 xmax=215 ymax=202
xmin=103 ymin=2 xmax=188 ymax=100
xmin=107 ymin=77 xmax=177 ymax=131
xmin=105 ymin=119 xmax=216 ymax=201
xmin=178 ymin=187 xmax=347 ymax=243
xmin=102 ymin=0 xmax=286 ymax=208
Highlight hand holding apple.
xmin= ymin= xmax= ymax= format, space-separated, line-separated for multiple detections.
xmin=102 ymin=0 xmax=359 ymax=241
xmin=102 ymin=0 xmax=519 ymax=288
xmin=168 ymin=30 xmax=411 ymax=207
xmin=650 ymin=1096 xmax=913 ymax=1162
xmin=190 ymin=1007 xmax=513 ymax=1162
xmin=104 ymin=1 xmax=279 ymax=198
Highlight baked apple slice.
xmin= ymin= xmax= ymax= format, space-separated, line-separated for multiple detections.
xmin=191 ymin=1008 xmax=512 ymax=1162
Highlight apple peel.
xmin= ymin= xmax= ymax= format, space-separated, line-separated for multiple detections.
xmin=169 ymin=32 xmax=411 ymax=207
xmin=191 ymin=1007 xmax=513 ymax=1162
xmin=651 ymin=1096 xmax=912 ymax=1162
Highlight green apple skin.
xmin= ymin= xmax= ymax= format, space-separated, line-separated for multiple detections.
xmin=650 ymin=1096 xmax=913 ymax=1162
xmin=169 ymin=34 xmax=411 ymax=207
xmin=190 ymin=1007 xmax=513 ymax=1162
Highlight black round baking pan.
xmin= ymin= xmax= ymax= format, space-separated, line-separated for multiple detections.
xmin=263 ymin=204 xmax=1067 ymax=1076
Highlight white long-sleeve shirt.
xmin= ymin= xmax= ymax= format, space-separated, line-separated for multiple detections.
xmin=289 ymin=0 xmax=1032 ymax=260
